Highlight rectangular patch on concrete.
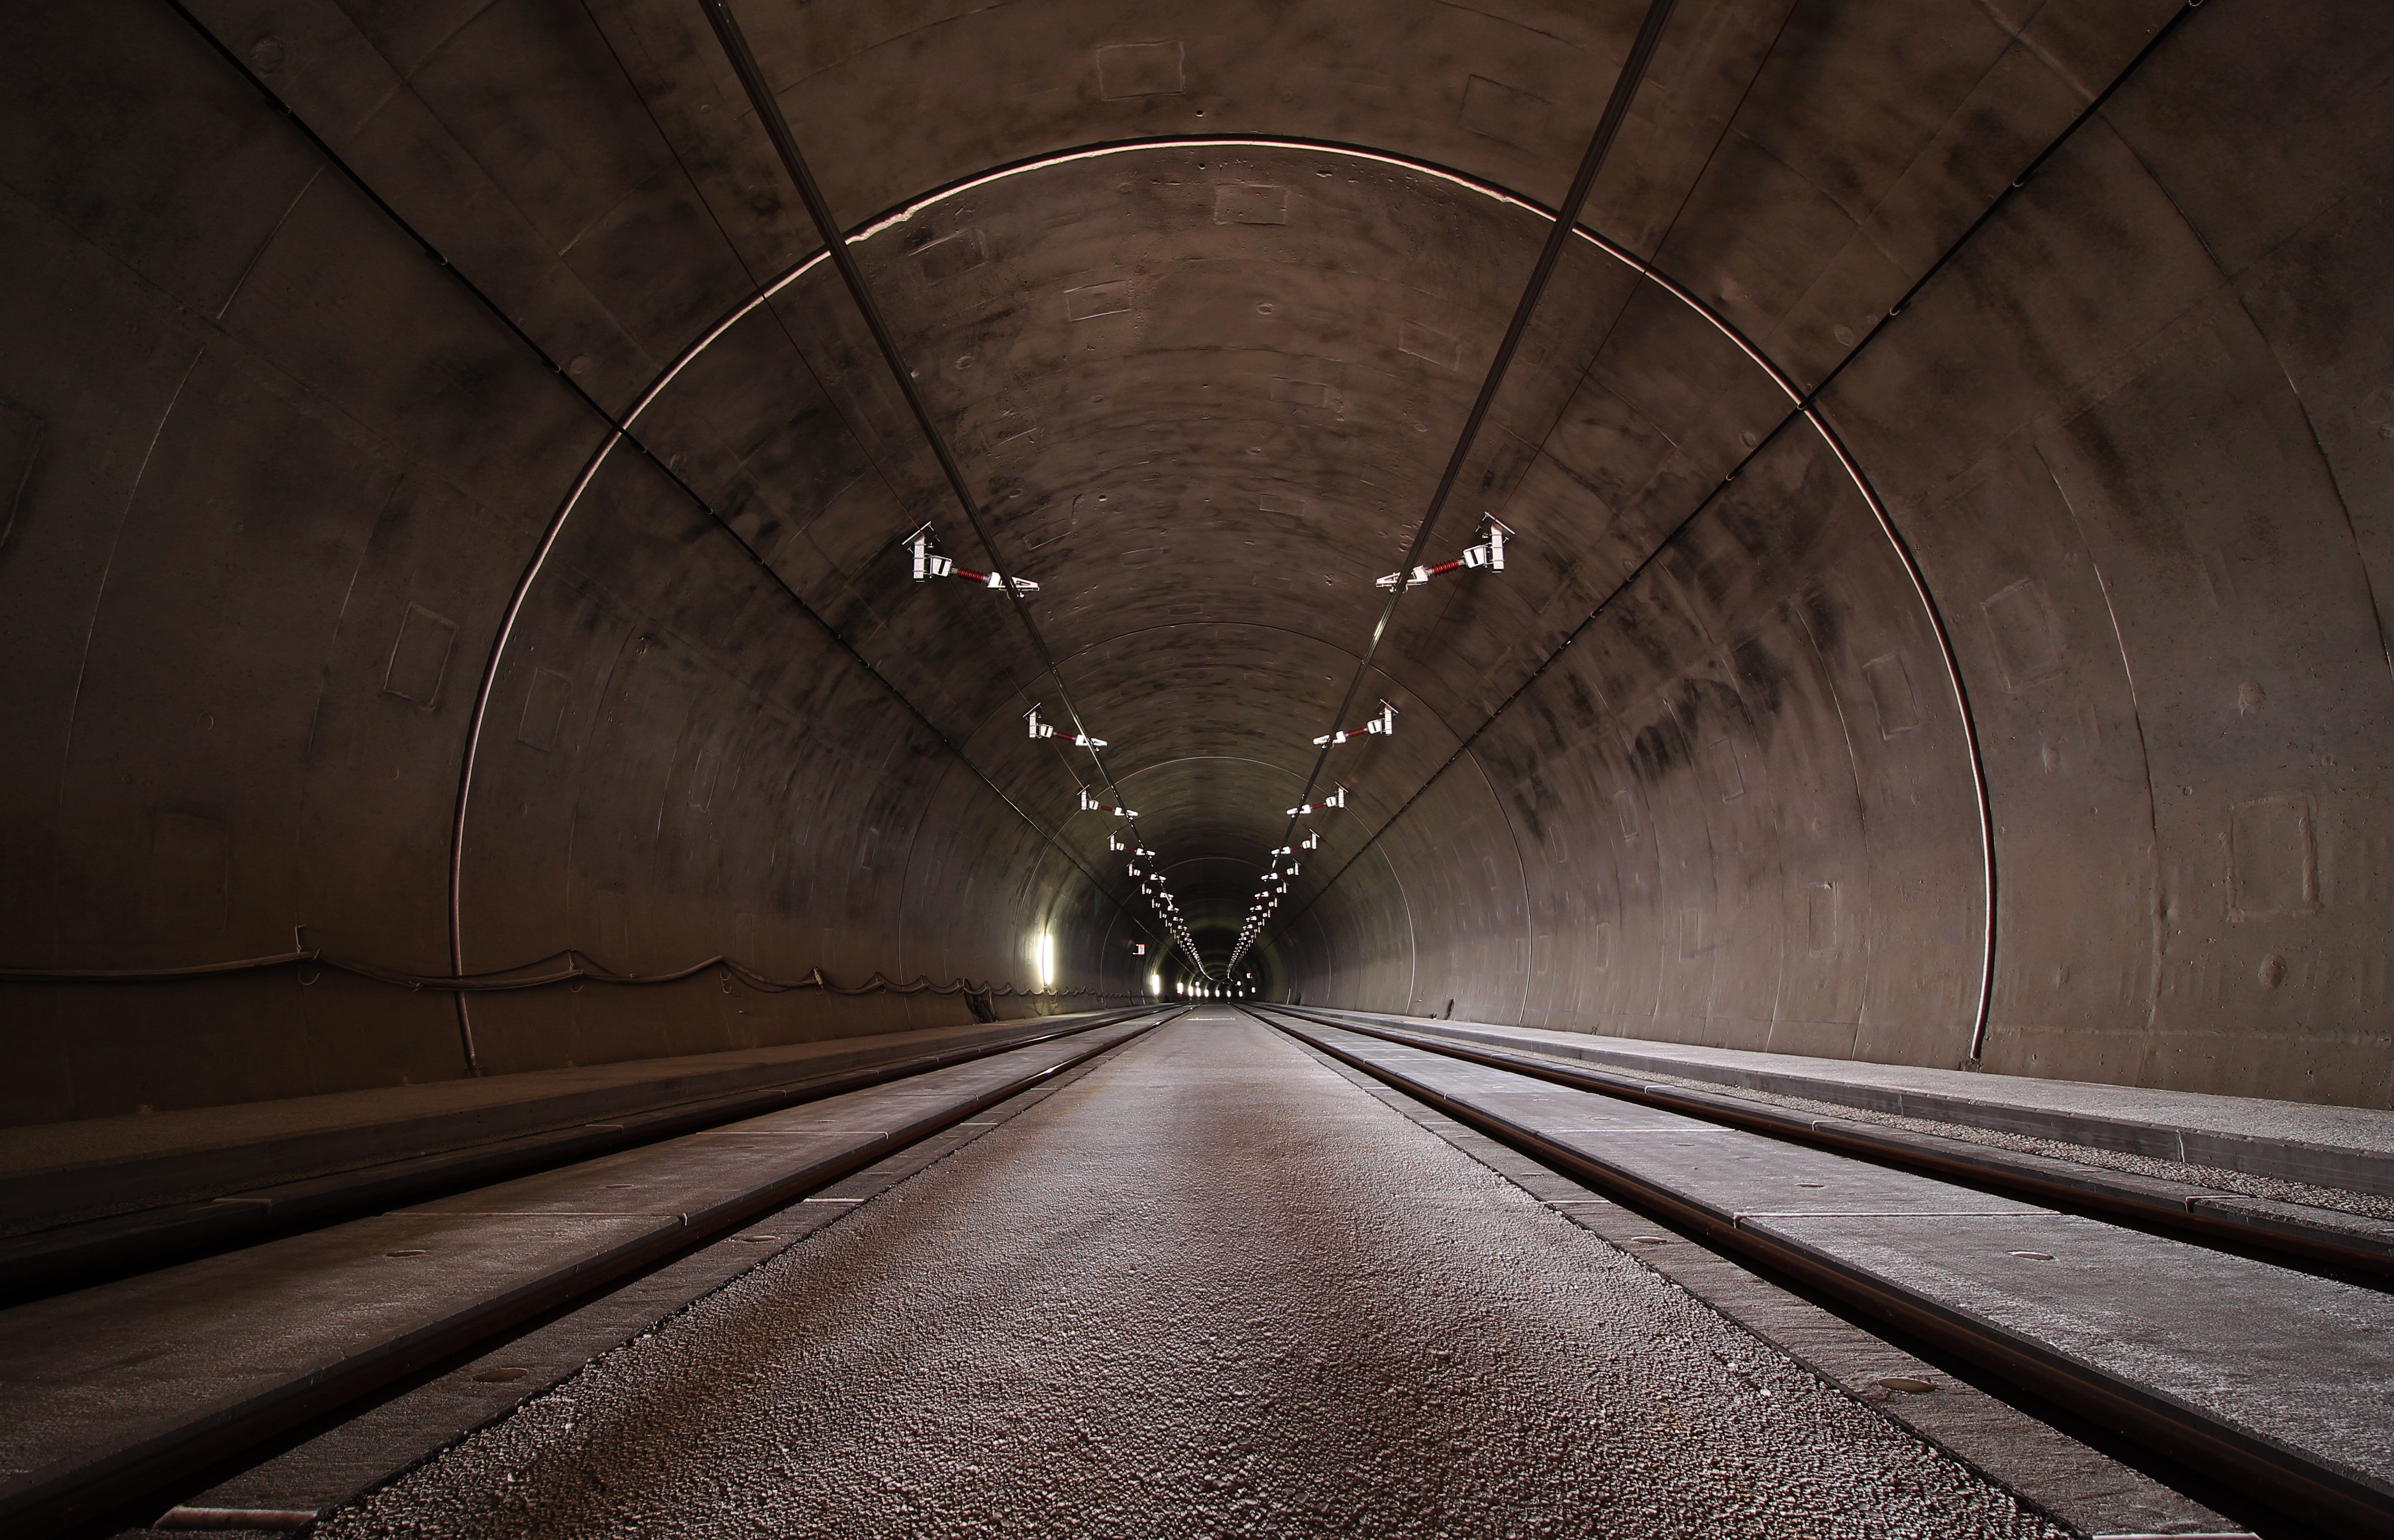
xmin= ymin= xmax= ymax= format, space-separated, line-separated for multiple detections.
xmin=1270 ymin=377 xmax=1332 ymax=407
xmin=1807 ymin=882 xmax=1838 ymax=954
xmin=914 ymin=228 xmax=986 ymax=284
xmin=516 ymin=667 xmax=572 ymax=753
xmin=1399 ymin=321 xmax=1458 ymax=369
xmin=382 ymin=602 xmax=458 ymax=709
xmin=1980 ymin=577 xmax=2063 ymax=688
xmin=1096 ymin=41 xmax=1184 ymax=99
xmin=1709 ymin=736 xmax=1746 ymax=801
xmin=1258 ymin=490 xmax=1308 ymax=516
xmin=1066 ymin=279 xmax=1133 ymax=320
xmin=1460 ymin=74 xmax=1550 ymax=148
xmin=2229 ymin=793 xmax=2318 ymax=919
xmin=1861 ymin=650 xmax=1920 ymax=737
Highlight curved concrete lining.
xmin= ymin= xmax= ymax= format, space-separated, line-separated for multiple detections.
xmin=0 ymin=0 xmax=2386 ymax=1126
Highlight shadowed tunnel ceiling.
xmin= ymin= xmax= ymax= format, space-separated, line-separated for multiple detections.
xmin=2 ymin=0 xmax=2390 ymax=1123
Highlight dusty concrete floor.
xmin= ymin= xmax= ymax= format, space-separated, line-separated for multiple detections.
xmin=320 ymin=1010 xmax=2065 ymax=1539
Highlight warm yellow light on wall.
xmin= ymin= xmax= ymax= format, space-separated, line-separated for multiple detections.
xmin=1035 ymin=932 xmax=1055 ymax=990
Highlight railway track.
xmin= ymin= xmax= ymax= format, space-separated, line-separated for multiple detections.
xmin=0 ymin=1008 xmax=1183 ymax=1539
xmin=1246 ymin=1002 xmax=2394 ymax=1538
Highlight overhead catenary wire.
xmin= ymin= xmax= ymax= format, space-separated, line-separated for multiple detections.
xmin=151 ymin=0 xmax=1170 ymax=1064
xmin=1239 ymin=0 xmax=1678 ymax=971
xmin=1255 ymin=0 xmax=2214 ymax=1028
xmin=695 ymin=0 xmax=1197 ymax=974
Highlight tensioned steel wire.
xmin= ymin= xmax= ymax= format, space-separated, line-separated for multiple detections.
xmin=700 ymin=0 xmax=1206 ymax=978
xmin=1234 ymin=0 xmax=1679 ymax=973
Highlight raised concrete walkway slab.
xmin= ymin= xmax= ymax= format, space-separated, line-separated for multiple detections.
xmin=0 ymin=1014 xmax=1167 ymax=1538
xmin=1304 ymin=1008 xmax=2394 ymax=1197
xmin=1275 ymin=1014 xmax=2394 ymax=1534
xmin=0 ymin=1012 xmax=1132 ymax=1236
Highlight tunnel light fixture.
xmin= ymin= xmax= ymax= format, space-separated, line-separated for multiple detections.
xmin=1034 ymin=932 xmax=1055 ymax=990
xmin=907 ymin=523 xmax=1039 ymax=593
xmin=1312 ymin=700 xmax=1397 ymax=747
xmin=1286 ymin=787 xmax=1342 ymax=817
xmin=1029 ymin=704 xmax=1109 ymax=748
xmin=1374 ymin=514 xmax=1511 ymax=589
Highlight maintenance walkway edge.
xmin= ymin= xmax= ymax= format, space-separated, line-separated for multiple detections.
xmin=1296 ymin=1007 xmax=2394 ymax=1198
xmin=0 ymin=1010 xmax=1176 ymax=1540
xmin=0 ymin=1011 xmax=1151 ymax=1237
xmin=1266 ymin=1006 xmax=2394 ymax=1278
xmin=0 ymin=1009 xmax=1160 ymax=1300
xmin=1254 ymin=1007 xmax=2394 ymax=1540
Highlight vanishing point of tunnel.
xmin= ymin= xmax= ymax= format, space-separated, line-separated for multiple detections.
xmin=1 ymin=1 xmax=2392 ymax=1536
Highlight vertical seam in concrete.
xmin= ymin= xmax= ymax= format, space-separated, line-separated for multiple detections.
xmin=2034 ymin=442 xmax=2165 ymax=1071
xmin=2239 ymin=291 xmax=2394 ymax=688
xmin=53 ymin=349 xmax=202 ymax=982
xmin=1459 ymin=744 xmax=1537 ymax=1028
xmin=1368 ymin=840 xmax=1417 ymax=1015
xmin=1802 ymin=410 xmax=1999 ymax=1066
xmin=1784 ymin=595 xmax=1876 ymax=1063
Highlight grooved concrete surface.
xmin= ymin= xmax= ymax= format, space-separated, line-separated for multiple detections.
xmin=321 ymin=1012 xmax=2062 ymax=1538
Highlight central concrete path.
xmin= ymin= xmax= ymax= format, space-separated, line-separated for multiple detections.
xmin=322 ymin=1010 xmax=2063 ymax=1539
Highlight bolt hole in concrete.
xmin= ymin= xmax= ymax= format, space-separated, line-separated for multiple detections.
xmin=317 ymin=1015 xmax=2068 ymax=1539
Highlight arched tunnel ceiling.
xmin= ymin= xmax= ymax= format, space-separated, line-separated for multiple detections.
xmin=559 ymin=88 xmax=1948 ymax=962
xmin=665 ymin=139 xmax=1770 ymax=941
xmin=3 ymin=0 xmax=2390 ymax=1114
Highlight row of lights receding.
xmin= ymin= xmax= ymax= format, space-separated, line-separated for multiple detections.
xmin=1232 ymin=516 xmax=1510 ymax=974
xmin=913 ymin=516 xmax=1512 ymax=987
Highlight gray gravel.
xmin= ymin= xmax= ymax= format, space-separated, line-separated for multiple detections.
xmin=321 ymin=1010 xmax=2065 ymax=1539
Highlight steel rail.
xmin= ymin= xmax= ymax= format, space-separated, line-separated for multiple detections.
xmin=0 ymin=1007 xmax=1170 ymax=1304
xmin=1253 ymin=1003 xmax=2394 ymax=1282
xmin=0 ymin=1009 xmax=1186 ymax=1539
xmin=1240 ymin=0 xmax=1677 ymax=971
xmin=1245 ymin=1003 xmax=2394 ymax=1539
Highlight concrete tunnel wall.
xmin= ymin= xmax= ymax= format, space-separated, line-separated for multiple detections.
xmin=0 ymin=0 xmax=2387 ymax=1125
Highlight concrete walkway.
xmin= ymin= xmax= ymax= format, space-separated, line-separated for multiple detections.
xmin=319 ymin=1009 xmax=2064 ymax=1540
xmin=1317 ymin=1010 xmax=2394 ymax=1196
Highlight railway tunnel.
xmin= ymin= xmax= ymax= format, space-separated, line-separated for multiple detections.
xmin=2 ymin=0 xmax=2391 ymax=1535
